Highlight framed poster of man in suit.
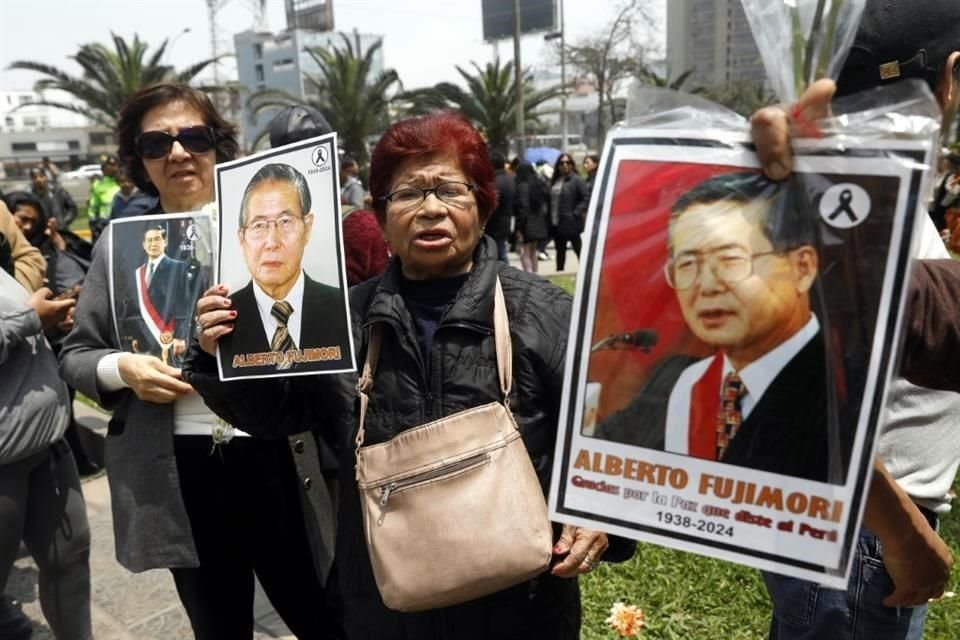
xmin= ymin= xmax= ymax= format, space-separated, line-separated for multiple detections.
xmin=215 ymin=133 xmax=355 ymax=380
xmin=109 ymin=212 xmax=212 ymax=367
xmin=547 ymin=128 xmax=934 ymax=587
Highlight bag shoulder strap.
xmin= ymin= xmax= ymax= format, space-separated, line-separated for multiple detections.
xmin=355 ymin=275 xmax=512 ymax=468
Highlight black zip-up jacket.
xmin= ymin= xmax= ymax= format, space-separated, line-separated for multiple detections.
xmin=185 ymin=237 xmax=632 ymax=638
xmin=552 ymin=172 xmax=590 ymax=238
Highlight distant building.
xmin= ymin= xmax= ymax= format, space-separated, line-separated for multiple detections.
xmin=0 ymin=90 xmax=91 ymax=133
xmin=0 ymin=90 xmax=113 ymax=173
xmin=234 ymin=28 xmax=383 ymax=150
xmin=666 ymin=0 xmax=765 ymax=89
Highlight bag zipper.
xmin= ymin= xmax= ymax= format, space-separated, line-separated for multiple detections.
xmin=378 ymin=452 xmax=491 ymax=508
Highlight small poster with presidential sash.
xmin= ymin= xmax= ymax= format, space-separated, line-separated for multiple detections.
xmin=109 ymin=212 xmax=213 ymax=368
xmin=214 ymin=132 xmax=355 ymax=381
xmin=548 ymin=127 xmax=934 ymax=587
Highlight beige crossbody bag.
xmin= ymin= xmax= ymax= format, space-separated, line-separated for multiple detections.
xmin=354 ymin=277 xmax=553 ymax=612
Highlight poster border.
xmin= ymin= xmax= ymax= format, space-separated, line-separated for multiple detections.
xmin=212 ymin=132 xmax=357 ymax=381
xmin=108 ymin=210 xmax=214 ymax=355
xmin=548 ymin=130 xmax=929 ymax=585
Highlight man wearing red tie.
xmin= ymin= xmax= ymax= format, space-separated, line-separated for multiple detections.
xmin=662 ymin=172 xmax=846 ymax=483
xmin=133 ymin=225 xmax=192 ymax=366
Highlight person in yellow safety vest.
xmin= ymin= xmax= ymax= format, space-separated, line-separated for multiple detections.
xmin=88 ymin=155 xmax=120 ymax=241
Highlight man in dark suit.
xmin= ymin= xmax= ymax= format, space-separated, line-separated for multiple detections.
xmin=657 ymin=172 xmax=848 ymax=483
xmin=221 ymin=162 xmax=350 ymax=378
xmin=126 ymin=224 xmax=196 ymax=367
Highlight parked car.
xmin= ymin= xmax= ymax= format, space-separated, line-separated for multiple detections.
xmin=62 ymin=164 xmax=102 ymax=181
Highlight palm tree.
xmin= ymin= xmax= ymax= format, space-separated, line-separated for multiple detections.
xmin=399 ymin=59 xmax=561 ymax=155
xmin=639 ymin=67 xmax=701 ymax=93
xmin=7 ymin=33 xmax=219 ymax=129
xmin=248 ymin=34 xmax=400 ymax=161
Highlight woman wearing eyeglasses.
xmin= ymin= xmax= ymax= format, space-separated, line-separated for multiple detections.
xmin=59 ymin=84 xmax=341 ymax=639
xmin=186 ymin=111 xmax=634 ymax=639
xmin=550 ymin=153 xmax=590 ymax=272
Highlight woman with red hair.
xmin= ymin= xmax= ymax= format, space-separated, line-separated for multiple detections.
xmin=187 ymin=111 xmax=630 ymax=638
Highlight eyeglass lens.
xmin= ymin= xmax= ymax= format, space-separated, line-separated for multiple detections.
xmin=669 ymin=251 xmax=753 ymax=290
xmin=137 ymin=126 xmax=216 ymax=159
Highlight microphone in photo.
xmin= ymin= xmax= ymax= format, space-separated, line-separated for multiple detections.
xmin=591 ymin=328 xmax=658 ymax=353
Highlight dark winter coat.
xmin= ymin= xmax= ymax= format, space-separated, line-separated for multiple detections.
xmin=486 ymin=170 xmax=515 ymax=241
xmin=185 ymin=237 xmax=633 ymax=639
xmin=515 ymin=179 xmax=550 ymax=243
xmin=32 ymin=184 xmax=78 ymax=227
xmin=552 ymin=173 xmax=590 ymax=238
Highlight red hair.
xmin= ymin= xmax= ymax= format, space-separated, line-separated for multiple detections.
xmin=369 ymin=111 xmax=497 ymax=222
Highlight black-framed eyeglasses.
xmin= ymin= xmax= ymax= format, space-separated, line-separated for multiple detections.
xmin=381 ymin=181 xmax=477 ymax=211
xmin=664 ymin=247 xmax=781 ymax=290
xmin=558 ymin=160 xmax=573 ymax=165
xmin=135 ymin=125 xmax=216 ymax=160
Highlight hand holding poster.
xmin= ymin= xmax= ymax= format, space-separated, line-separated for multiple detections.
xmin=214 ymin=133 xmax=355 ymax=380
xmin=109 ymin=212 xmax=213 ymax=368
xmin=548 ymin=120 xmax=938 ymax=587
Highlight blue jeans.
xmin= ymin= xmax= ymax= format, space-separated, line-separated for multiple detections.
xmin=763 ymin=527 xmax=928 ymax=640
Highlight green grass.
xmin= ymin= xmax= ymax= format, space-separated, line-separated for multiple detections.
xmin=69 ymin=205 xmax=89 ymax=232
xmin=74 ymin=392 xmax=108 ymax=414
xmin=548 ymin=274 xmax=577 ymax=296
xmin=577 ymin=494 xmax=959 ymax=639
xmin=546 ymin=272 xmax=959 ymax=639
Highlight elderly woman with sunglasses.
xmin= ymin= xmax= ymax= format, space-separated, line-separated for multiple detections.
xmin=59 ymin=84 xmax=342 ymax=639
xmin=185 ymin=112 xmax=633 ymax=639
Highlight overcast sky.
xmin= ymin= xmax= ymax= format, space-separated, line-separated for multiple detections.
xmin=0 ymin=0 xmax=665 ymax=94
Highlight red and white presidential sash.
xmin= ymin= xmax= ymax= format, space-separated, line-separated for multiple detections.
xmin=136 ymin=264 xmax=174 ymax=346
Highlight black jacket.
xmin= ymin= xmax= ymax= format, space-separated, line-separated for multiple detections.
xmin=33 ymin=184 xmax=78 ymax=227
xmin=552 ymin=173 xmax=590 ymax=238
xmin=185 ymin=237 xmax=632 ymax=639
xmin=515 ymin=179 xmax=550 ymax=243
xmin=486 ymin=169 xmax=514 ymax=241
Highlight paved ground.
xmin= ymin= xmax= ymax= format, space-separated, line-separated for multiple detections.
xmin=7 ymin=403 xmax=293 ymax=640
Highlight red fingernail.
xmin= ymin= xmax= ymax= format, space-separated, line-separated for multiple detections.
xmin=229 ymin=311 xmax=237 ymax=317
xmin=553 ymin=544 xmax=564 ymax=554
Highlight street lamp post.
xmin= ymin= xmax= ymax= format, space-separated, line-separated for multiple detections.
xmin=544 ymin=0 xmax=567 ymax=150
xmin=165 ymin=27 xmax=192 ymax=67
xmin=513 ymin=0 xmax=525 ymax=157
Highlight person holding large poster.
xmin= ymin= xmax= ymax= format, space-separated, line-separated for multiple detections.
xmin=747 ymin=2 xmax=960 ymax=637
xmin=661 ymin=172 xmax=848 ymax=482
xmin=59 ymin=83 xmax=340 ymax=640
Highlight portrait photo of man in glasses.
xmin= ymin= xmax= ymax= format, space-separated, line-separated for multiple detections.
xmin=656 ymin=171 xmax=849 ymax=483
xmin=218 ymin=162 xmax=351 ymax=378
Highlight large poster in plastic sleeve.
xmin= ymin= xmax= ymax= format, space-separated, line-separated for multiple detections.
xmin=214 ymin=133 xmax=356 ymax=381
xmin=548 ymin=128 xmax=931 ymax=586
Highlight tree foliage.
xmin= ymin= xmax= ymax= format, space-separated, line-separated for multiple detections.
xmin=248 ymin=34 xmax=400 ymax=161
xmin=398 ymin=59 xmax=561 ymax=155
xmin=7 ymin=33 xmax=219 ymax=129
xmin=560 ymin=0 xmax=655 ymax=144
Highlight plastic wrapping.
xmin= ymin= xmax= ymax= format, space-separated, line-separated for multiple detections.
xmin=741 ymin=0 xmax=867 ymax=104
xmin=552 ymin=44 xmax=942 ymax=586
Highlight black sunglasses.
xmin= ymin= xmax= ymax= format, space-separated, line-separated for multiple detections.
xmin=135 ymin=125 xmax=216 ymax=159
